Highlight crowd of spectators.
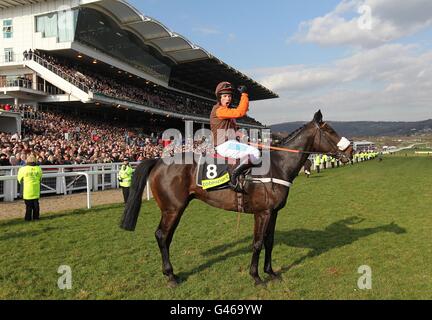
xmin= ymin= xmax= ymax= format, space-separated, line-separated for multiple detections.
xmin=24 ymin=50 xmax=262 ymax=126
xmin=0 ymin=107 xmax=215 ymax=167
xmin=0 ymin=104 xmax=12 ymax=111
xmin=0 ymin=104 xmax=33 ymax=113
xmin=1 ymin=49 xmax=266 ymax=166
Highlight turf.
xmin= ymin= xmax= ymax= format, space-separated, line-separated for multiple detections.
xmin=1 ymin=153 xmax=431 ymax=299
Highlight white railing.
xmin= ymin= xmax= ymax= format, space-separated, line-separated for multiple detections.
xmin=0 ymin=171 xmax=149 ymax=209
xmin=0 ymin=172 xmax=93 ymax=208
xmin=0 ymin=79 xmax=33 ymax=89
xmin=27 ymin=54 xmax=91 ymax=93
xmin=0 ymin=162 xmax=151 ymax=205
xmin=0 ymin=53 xmax=22 ymax=64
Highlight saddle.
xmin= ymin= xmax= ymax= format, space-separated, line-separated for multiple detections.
xmin=196 ymin=154 xmax=251 ymax=191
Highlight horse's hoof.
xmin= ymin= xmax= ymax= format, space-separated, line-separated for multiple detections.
xmin=268 ymin=272 xmax=283 ymax=281
xmin=167 ymin=275 xmax=180 ymax=288
xmin=254 ymin=278 xmax=266 ymax=287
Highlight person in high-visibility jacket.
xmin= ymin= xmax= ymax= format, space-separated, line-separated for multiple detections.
xmin=330 ymin=156 xmax=336 ymax=169
xmin=118 ymin=158 xmax=134 ymax=203
xmin=314 ymin=155 xmax=321 ymax=173
xmin=322 ymin=154 xmax=328 ymax=169
xmin=17 ymin=155 xmax=42 ymax=221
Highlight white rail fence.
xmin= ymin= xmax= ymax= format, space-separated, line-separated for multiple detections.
xmin=0 ymin=163 xmax=151 ymax=208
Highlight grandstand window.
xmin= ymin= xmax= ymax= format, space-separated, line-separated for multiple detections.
xmin=36 ymin=13 xmax=58 ymax=38
xmin=4 ymin=48 xmax=13 ymax=62
xmin=58 ymin=10 xmax=79 ymax=42
xmin=3 ymin=19 xmax=13 ymax=39
xmin=35 ymin=10 xmax=78 ymax=42
xmin=74 ymin=8 xmax=171 ymax=83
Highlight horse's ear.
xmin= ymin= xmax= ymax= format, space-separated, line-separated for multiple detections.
xmin=313 ymin=110 xmax=323 ymax=123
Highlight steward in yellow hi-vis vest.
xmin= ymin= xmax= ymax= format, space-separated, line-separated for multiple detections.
xmin=314 ymin=155 xmax=321 ymax=173
xmin=322 ymin=154 xmax=328 ymax=169
xmin=17 ymin=155 xmax=42 ymax=221
xmin=330 ymin=156 xmax=336 ymax=168
xmin=118 ymin=158 xmax=134 ymax=203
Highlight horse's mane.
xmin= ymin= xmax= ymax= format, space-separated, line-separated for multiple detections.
xmin=276 ymin=122 xmax=309 ymax=146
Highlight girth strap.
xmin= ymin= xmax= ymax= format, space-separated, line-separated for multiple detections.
xmin=237 ymin=192 xmax=244 ymax=213
xmin=248 ymin=178 xmax=293 ymax=188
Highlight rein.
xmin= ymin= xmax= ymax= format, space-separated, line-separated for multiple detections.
xmin=250 ymin=122 xmax=350 ymax=157
xmin=250 ymin=143 xmax=323 ymax=155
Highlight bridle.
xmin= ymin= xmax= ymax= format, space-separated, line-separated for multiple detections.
xmin=312 ymin=121 xmax=351 ymax=162
xmin=246 ymin=121 xmax=352 ymax=189
xmin=251 ymin=121 xmax=352 ymax=162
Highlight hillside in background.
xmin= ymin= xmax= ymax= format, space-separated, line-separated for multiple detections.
xmin=271 ymin=119 xmax=432 ymax=137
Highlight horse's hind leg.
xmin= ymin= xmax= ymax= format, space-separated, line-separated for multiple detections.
xmin=155 ymin=207 xmax=187 ymax=287
xmin=250 ymin=210 xmax=271 ymax=285
xmin=264 ymin=211 xmax=282 ymax=280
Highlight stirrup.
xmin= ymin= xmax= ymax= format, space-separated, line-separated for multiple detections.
xmin=230 ymin=180 xmax=245 ymax=193
xmin=229 ymin=172 xmax=248 ymax=193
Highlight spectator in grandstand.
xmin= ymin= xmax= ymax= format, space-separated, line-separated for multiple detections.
xmin=10 ymin=132 xmax=20 ymax=141
xmin=0 ymin=153 xmax=9 ymax=166
xmin=18 ymin=154 xmax=27 ymax=166
xmin=1 ymin=107 xmax=217 ymax=167
xmin=17 ymin=154 xmax=42 ymax=221
xmin=9 ymin=156 xmax=18 ymax=166
xmin=31 ymin=52 xmax=263 ymax=125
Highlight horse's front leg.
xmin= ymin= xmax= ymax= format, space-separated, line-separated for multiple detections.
xmin=250 ymin=210 xmax=271 ymax=285
xmin=264 ymin=210 xmax=282 ymax=280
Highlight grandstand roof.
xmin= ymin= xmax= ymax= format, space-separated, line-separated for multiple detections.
xmin=83 ymin=0 xmax=278 ymax=101
xmin=0 ymin=0 xmax=47 ymax=9
xmin=1 ymin=0 xmax=278 ymax=100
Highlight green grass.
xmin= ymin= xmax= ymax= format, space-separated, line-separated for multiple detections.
xmin=1 ymin=153 xmax=432 ymax=299
xmin=393 ymin=148 xmax=432 ymax=155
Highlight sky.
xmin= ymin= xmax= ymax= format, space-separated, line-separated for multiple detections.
xmin=129 ymin=0 xmax=432 ymax=125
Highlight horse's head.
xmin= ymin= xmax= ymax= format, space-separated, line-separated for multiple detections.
xmin=310 ymin=110 xmax=353 ymax=163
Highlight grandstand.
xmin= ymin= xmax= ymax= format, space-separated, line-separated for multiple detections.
xmin=353 ymin=141 xmax=376 ymax=152
xmin=0 ymin=0 xmax=277 ymax=133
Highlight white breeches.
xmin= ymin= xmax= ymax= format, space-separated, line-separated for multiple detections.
xmin=216 ymin=140 xmax=261 ymax=162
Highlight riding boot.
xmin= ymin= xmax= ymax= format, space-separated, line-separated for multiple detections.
xmin=230 ymin=162 xmax=260 ymax=193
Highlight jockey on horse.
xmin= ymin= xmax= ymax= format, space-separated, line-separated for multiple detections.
xmin=210 ymin=81 xmax=262 ymax=193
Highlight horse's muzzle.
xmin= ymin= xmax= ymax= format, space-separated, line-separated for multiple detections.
xmin=337 ymin=146 xmax=354 ymax=163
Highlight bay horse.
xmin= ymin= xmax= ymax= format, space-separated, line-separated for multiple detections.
xmin=120 ymin=110 xmax=353 ymax=286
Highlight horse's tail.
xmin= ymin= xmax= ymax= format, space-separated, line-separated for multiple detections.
xmin=120 ymin=158 xmax=159 ymax=231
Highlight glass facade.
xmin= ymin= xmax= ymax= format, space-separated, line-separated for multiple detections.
xmin=3 ymin=19 xmax=13 ymax=39
xmin=35 ymin=9 xmax=78 ymax=42
xmin=74 ymin=8 xmax=172 ymax=83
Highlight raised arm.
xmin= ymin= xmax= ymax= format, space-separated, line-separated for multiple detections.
xmin=216 ymin=92 xmax=249 ymax=119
